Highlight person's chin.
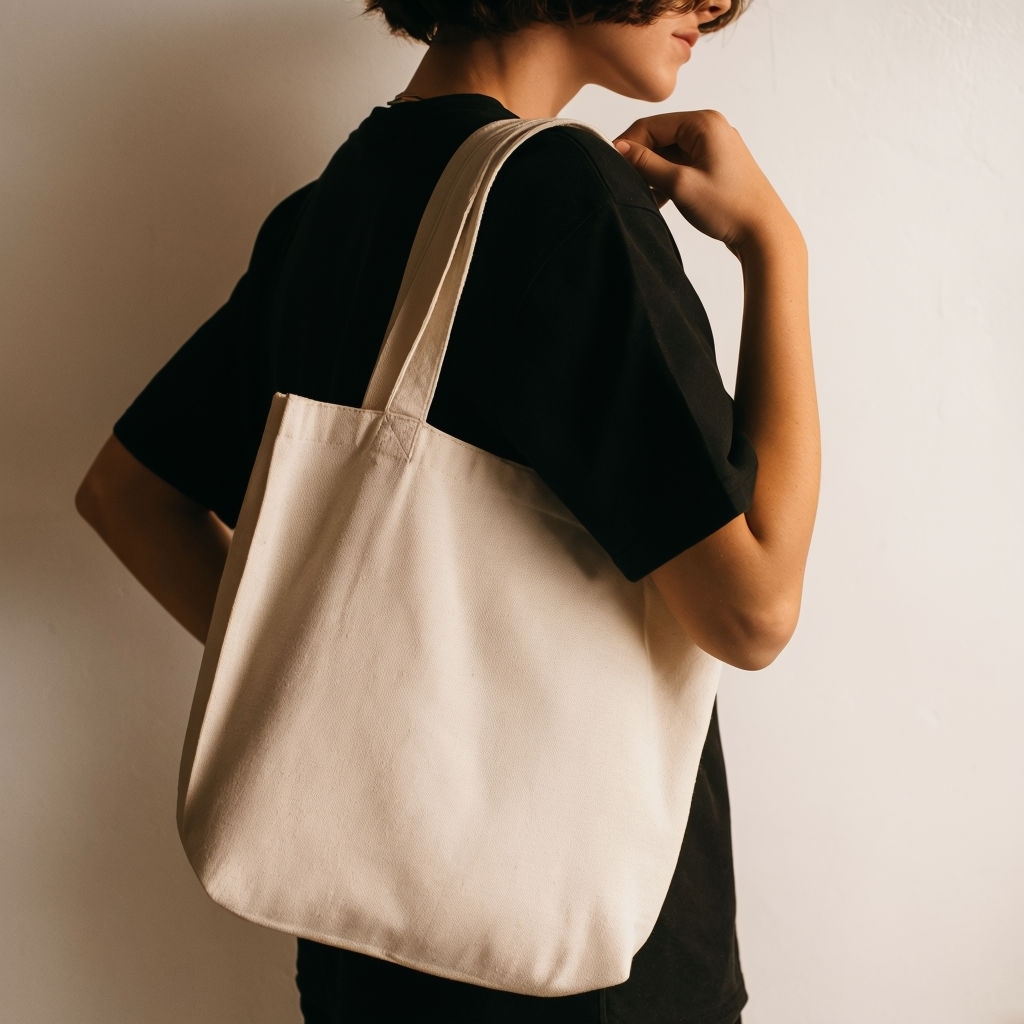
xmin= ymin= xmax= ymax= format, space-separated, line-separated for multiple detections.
xmin=600 ymin=61 xmax=679 ymax=104
xmin=625 ymin=76 xmax=677 ymax=103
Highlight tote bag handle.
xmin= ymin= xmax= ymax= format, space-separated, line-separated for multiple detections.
xmin=361 ymin=117 xmax=603 ymax=431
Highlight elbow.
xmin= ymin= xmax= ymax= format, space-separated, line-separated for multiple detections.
xmin=76 ymin=445 xmax=132 ymax=536
xmin=76 ymin=435 xmax=144 ymax=534
xmin=75 ymin=466 xmax=106 ymax=529
xmin=647 ymin=521 xmax=812 ymax=671
xmin=713 ymin=596 xmax=801 ymax=672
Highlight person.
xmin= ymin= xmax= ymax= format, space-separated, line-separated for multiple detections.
xmin=76 ymin=0 xmax=819 ymax=1020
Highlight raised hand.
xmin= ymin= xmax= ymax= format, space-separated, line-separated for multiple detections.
xmin=614 ymin=110 xmax=799 ymax=257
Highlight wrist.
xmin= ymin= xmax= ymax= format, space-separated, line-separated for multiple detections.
xmin=730 ymin=214 xmax=805 ymax=265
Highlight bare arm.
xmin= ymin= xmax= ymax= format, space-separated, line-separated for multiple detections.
xmin=75 ymin=435 xmax=232 ymax=643
xmin=615 ymin=111 xmax=820 ymax=670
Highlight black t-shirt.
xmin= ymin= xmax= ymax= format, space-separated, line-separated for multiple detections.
xmin=116 ymin=95 xmax=754 ymax=1023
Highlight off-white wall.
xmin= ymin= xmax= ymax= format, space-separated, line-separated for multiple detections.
xmin=2 ymin=0 xmax=1021 ymax=1021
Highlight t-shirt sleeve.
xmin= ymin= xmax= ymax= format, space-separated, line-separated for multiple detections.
xmin=461 ymin=135 xmax=757 ymax=581
xmin=113 ymin=187 xmax=313 ymax=527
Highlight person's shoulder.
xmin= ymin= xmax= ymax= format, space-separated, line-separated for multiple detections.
xmin=505 ymin=122 xmax=660 ymax=212
xmin=254 ymin=182 xmax=317 ymax=244
xmin=239 ymin=181 xmax=318 ymax=279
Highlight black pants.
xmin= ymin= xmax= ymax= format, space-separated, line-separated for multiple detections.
xmin=296 ymin=940 xmax=743 ymax=1024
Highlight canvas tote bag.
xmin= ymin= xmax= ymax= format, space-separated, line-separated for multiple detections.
xmin=177 ymin=117 xmax=723 ymax=997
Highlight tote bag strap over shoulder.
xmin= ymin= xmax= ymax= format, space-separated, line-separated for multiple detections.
xmin=360 ymin=118 xmax=605 ymax=432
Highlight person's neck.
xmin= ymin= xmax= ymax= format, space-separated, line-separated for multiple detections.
xmin=399 ymin=26 xmax=585 ymax=119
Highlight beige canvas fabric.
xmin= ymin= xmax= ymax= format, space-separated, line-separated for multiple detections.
xmin=176 ymin=118 xmax=722 ymax=997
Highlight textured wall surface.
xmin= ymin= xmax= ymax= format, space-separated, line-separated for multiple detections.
xmin=2 ymin=1 xmax=1022 ymax=1021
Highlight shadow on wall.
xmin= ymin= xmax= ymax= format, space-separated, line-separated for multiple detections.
xmin=2 ymin=5 xmax=416 ymax=1021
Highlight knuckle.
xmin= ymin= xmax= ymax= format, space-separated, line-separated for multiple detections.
xmin=696 ymin=109 xmax=727 ymax=129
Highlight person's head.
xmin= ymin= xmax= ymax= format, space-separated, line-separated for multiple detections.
xmin=365 ymin=1 xmax=747 ymax=46
xmin=368 ymin=1 xmax=749 ymax=109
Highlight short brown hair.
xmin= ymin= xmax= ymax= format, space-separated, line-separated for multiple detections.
xmin=365 ymin=1 xmax=750 ymax=45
